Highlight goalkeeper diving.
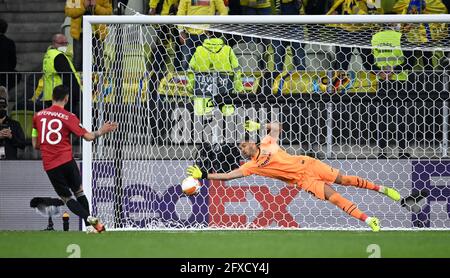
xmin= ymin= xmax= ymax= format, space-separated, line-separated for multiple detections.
xmin=187 ymin=121 xmax=401 ymax=232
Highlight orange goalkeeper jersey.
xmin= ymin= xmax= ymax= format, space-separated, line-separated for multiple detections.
xmin=239 ymin=136 xmax=315 ymax=186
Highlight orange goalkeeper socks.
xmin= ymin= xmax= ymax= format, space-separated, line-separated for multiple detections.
xmin=340 ymin=175 xmax=380 ymax=192
xmin=329 ymin=193 xmax=368 ymax=222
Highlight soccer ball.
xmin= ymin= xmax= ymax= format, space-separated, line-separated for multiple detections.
xmin=181 ymin=176 xmax=201 ymax=195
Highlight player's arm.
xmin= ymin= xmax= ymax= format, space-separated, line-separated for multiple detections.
xmin=186 ymin=165 xmax=244 ymax=181
xmin=67 ymin=113 xmax=118 ymax=141
xmin=83 ymin=121 xmax=118 ymax=141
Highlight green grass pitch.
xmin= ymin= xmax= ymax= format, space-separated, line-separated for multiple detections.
xmin=1 ymin=230 xmax=450 ymax=258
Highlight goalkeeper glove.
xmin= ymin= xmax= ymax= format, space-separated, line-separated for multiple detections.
xmin=244 ymin=120 xmax=261 ymax=132
xmin=186 ymin=165 xmax=208 ymax=179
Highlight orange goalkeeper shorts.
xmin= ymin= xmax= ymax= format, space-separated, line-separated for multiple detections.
xmin=298 ymin=159 xmax=339 ymax=200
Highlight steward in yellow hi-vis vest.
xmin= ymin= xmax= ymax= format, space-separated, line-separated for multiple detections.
xmin=189 ymin=37 xmax=243 ymax=116
xmin=42 ymin=48 xmax=81 ymax=117
xmin=176 ymin=0 xmax=228 ymax=71
xmin=42 ymin=49 xmax=80 ymax=102
xmin=371 ymin=27 xmax=408 ymax=81
xmin=36 ymin=35 xmax=81 ymax=116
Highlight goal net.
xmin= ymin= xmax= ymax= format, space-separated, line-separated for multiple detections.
xmin=83 ymin=15 xmax=450 ymax=230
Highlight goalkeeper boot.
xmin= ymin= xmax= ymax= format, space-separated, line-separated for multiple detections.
xmin=380 ymin=186 xmax=401 ymax=201
xmin=87 ymin=216 xmax=106 ymax=233
xmin=366 ymin=217 xmax=380 ymax=232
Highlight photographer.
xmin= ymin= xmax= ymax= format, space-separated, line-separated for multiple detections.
xmin=0 ymin=86 xmax=25 ymax=160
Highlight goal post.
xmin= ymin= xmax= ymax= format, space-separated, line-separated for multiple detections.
xmin=82 ymin=18 xmax=93 ymax=216
xmin=83 ymin=14 xmax=450 ymax=230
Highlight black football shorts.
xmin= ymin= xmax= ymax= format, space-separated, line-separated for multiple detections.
xmin=46 ymin=159 xmax=82 ymax=198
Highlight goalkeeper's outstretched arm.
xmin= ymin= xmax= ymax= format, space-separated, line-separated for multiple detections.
xmin=186 ymin=165 xmax=245 ymax=181
xmin=207 ymin=168 xmax=245 ymax=181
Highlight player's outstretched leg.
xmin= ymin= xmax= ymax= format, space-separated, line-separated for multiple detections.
xmin=62 ymin=196 xmax=105 ymax=233
xmin=64 ymin=197 xmax=89 ymax=221
xmin=74 ymin=188 xmax=105 ymax=233
xmin=324 ymin=185 xmax=380 ymax=232
xmin=75 ymin=189 xmax=106 ymax=233
xmin=75 ymin=190 xmax=90 ymax=216
xmin=336 ymin=175 xmax=401 ymax=201
xmin=74 ymin=190 xmax=91 ymax=227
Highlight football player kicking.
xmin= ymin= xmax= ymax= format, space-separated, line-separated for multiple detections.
xmin=32 ymin=85 xmax=118 ymax=233
xmin=187 ymin=121 xmax=401 ymax=232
